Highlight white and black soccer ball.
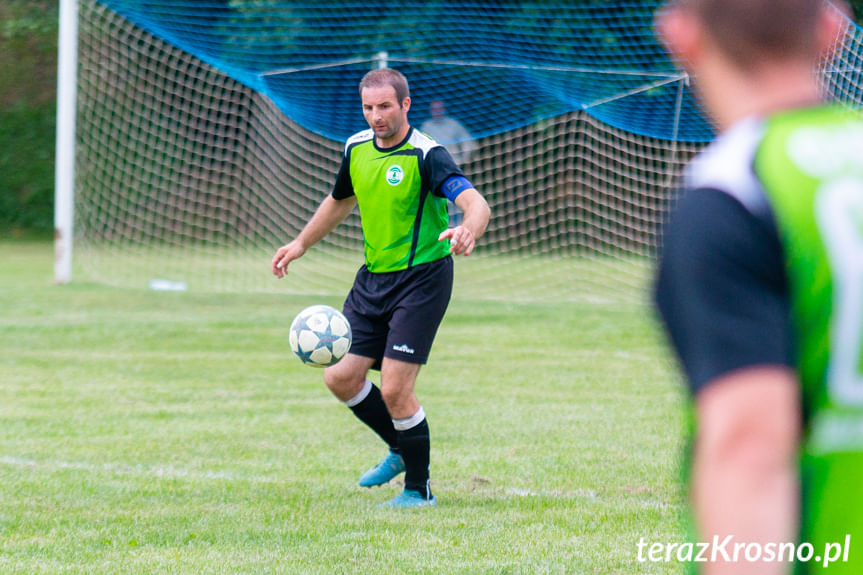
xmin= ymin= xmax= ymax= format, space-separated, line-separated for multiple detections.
xmin=289 ymin=305 xmax=352 ymax=367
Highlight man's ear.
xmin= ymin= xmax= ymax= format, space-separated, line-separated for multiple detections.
xmin=816 ymin=1 xmax=850 ymax=59
xmin=401 ymin=96 xmax=411 ymax=113
xmin=656 ymin=5 xmax=703 ymax=71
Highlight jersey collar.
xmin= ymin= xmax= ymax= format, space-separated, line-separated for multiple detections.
xmin=374 ymin=126 xmax=413 ymax=153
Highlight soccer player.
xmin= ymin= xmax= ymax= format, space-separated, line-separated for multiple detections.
xmin=271 ymin=68 xmax=490 ymax=508
xmin=654 ymin=0 xmax=861 ymax=573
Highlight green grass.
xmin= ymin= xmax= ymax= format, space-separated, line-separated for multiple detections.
xmin=72 ymin=241 xmax=653 ymax=305
xmin=0 ymin=241 xmax=688 ymax=574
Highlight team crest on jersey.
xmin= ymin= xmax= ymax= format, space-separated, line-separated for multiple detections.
xmin=386 ymin=165 xmax=404 ymax=186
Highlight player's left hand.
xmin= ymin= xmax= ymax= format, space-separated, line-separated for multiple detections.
xmin=439 ymin=226 xmax=476 ymax=256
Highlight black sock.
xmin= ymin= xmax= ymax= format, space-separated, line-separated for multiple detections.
xmin=348 ymin=383 xmax=398 ymax=451
xmin=397 ymin=418 xmax=431 ymax=498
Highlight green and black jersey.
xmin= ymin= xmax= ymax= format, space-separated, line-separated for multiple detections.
xmin=332 ymin=127 xmax=463 ymax=273
xmin=656 ymin=104 xmax=863 ymax=573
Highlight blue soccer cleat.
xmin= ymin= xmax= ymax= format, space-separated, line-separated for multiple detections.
xmin=380 ymin=489 xmax=437 ymax=508
xmin=358 ymin=451 xmax=405 ymax=487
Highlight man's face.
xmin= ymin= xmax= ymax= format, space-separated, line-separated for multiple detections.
xmin=430 ymin=100 xmax=445 ymax=119
xmin=361 ymin=85 xmax=410 ymax=144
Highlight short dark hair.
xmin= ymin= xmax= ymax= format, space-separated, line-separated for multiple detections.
xmin=682 ymin=0 xmax=822 ymax=67
xmin=358 ymin=68 xmax=410 ymax=105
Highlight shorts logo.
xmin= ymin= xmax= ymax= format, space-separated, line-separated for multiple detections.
xmin=386 ymin=165 xmax=404 ymax=186
xmin=392 ymin=343 xmax=415 ymax=354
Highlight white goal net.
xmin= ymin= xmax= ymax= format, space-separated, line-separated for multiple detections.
xmin=65 ymin=0 xmax=861 ymax=303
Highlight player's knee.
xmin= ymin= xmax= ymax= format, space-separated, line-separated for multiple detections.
xmin=380 ymin=383 xmax=409 ymax=411
xmin=379 ymin=384 xmax=397 ymax=407
xmin=323 ymin=366 xmax=361 ymax=396
xmin=324 ymin=367 xmax=355 ymax=392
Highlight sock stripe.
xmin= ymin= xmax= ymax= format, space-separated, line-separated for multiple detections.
xmin=343 ymin=379 xmax=373 ymax=407
xmin=392 ymin=406 xmax=426 ymax=431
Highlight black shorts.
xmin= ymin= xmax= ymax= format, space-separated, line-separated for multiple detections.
xmin=342 ymin=256 xmax=453 ymax=369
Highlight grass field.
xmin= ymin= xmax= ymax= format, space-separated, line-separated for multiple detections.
xmin=0 ymin=240 xmax=688 ymax=574
xmin=72 ymin=240 xmax=653 ymax=304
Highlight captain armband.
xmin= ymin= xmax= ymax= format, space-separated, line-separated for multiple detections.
xmin=441 ymin=175 xmax=473 ymax=201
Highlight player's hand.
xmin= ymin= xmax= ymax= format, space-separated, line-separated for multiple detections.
xmin=271 ymin=240 xmax=306 ymax=278
xmin=439 ymin=226 xmax=476 ymax=256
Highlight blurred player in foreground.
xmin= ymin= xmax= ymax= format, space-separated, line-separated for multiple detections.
xmin=654 ymin=0 xmax=861 ymax=572
xmin=272 ymin=67 xmax=490 ymax=508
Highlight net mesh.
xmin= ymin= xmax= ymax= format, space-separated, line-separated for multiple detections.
xmin=71 ymin=0 xmax=861 ymax=302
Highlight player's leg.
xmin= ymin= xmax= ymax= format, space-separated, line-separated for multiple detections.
xmin=377 ymin=260 xmax=453 ymax=507
xmin=324 ymin=352 xmax=398 ymax=449
xmin=322 ymin=352 xmax=374 ymax=401
xmin=379 ymin=357 xmax=421 ymax=418
xmin=379 ymin=357 xmax=435 ymax=505
xmin=332 ymin=277 xmax=409 ymax=487
xmin=325 ymin=352 xmax=406 ymax=487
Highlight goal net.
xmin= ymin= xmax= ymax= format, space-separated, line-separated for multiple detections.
xmin=66 ymin=0 xmax=860 ymax=303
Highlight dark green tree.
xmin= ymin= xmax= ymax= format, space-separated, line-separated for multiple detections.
xmin=0 ymin=1 xmax=58 ymax=234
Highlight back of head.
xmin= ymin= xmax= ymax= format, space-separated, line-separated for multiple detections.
xmin=358 ymin=68 xmax=410 ymax=103
xmin=684 ymin=0 xmax=822 ymax=68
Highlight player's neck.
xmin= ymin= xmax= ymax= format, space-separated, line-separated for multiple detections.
xmin=376 ymin=124 xmax=411 ymax=149
xmin=707 ymin=60 xmax=823 ymax=131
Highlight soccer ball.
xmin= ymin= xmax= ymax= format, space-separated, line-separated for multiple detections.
xmin=289 ymin=305 xmax=352 ymax=367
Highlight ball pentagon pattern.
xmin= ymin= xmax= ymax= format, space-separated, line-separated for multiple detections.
xmin=289 ymin=305 xmax=352 ymax=367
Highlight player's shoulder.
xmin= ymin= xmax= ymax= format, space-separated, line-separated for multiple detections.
xmin=684 ymin=117 xmax=771 ymax=215
xmin=408 ymin=128 xmax=444 ymax=156
xmin=759 ymin=104 xmax=863 ymax=177
xmin=344 ymin=129 xmax=375 ymax=152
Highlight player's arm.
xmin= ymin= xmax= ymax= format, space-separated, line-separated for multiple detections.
xmin=427 ymin=145 xmax=490 ymax=256
xmin=441 ymin=188 xmax=490 ymax=255
xmin=271 ymin=194 xmax=357 ymax=278
xmin=654 ymin=186 xmax=797 ymax=573
xmin=694 ymin=368 xmax=799 ymax=575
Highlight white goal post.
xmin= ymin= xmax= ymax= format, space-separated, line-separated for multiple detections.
xmin=54 ymin=0 xmax=80 ymax=284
